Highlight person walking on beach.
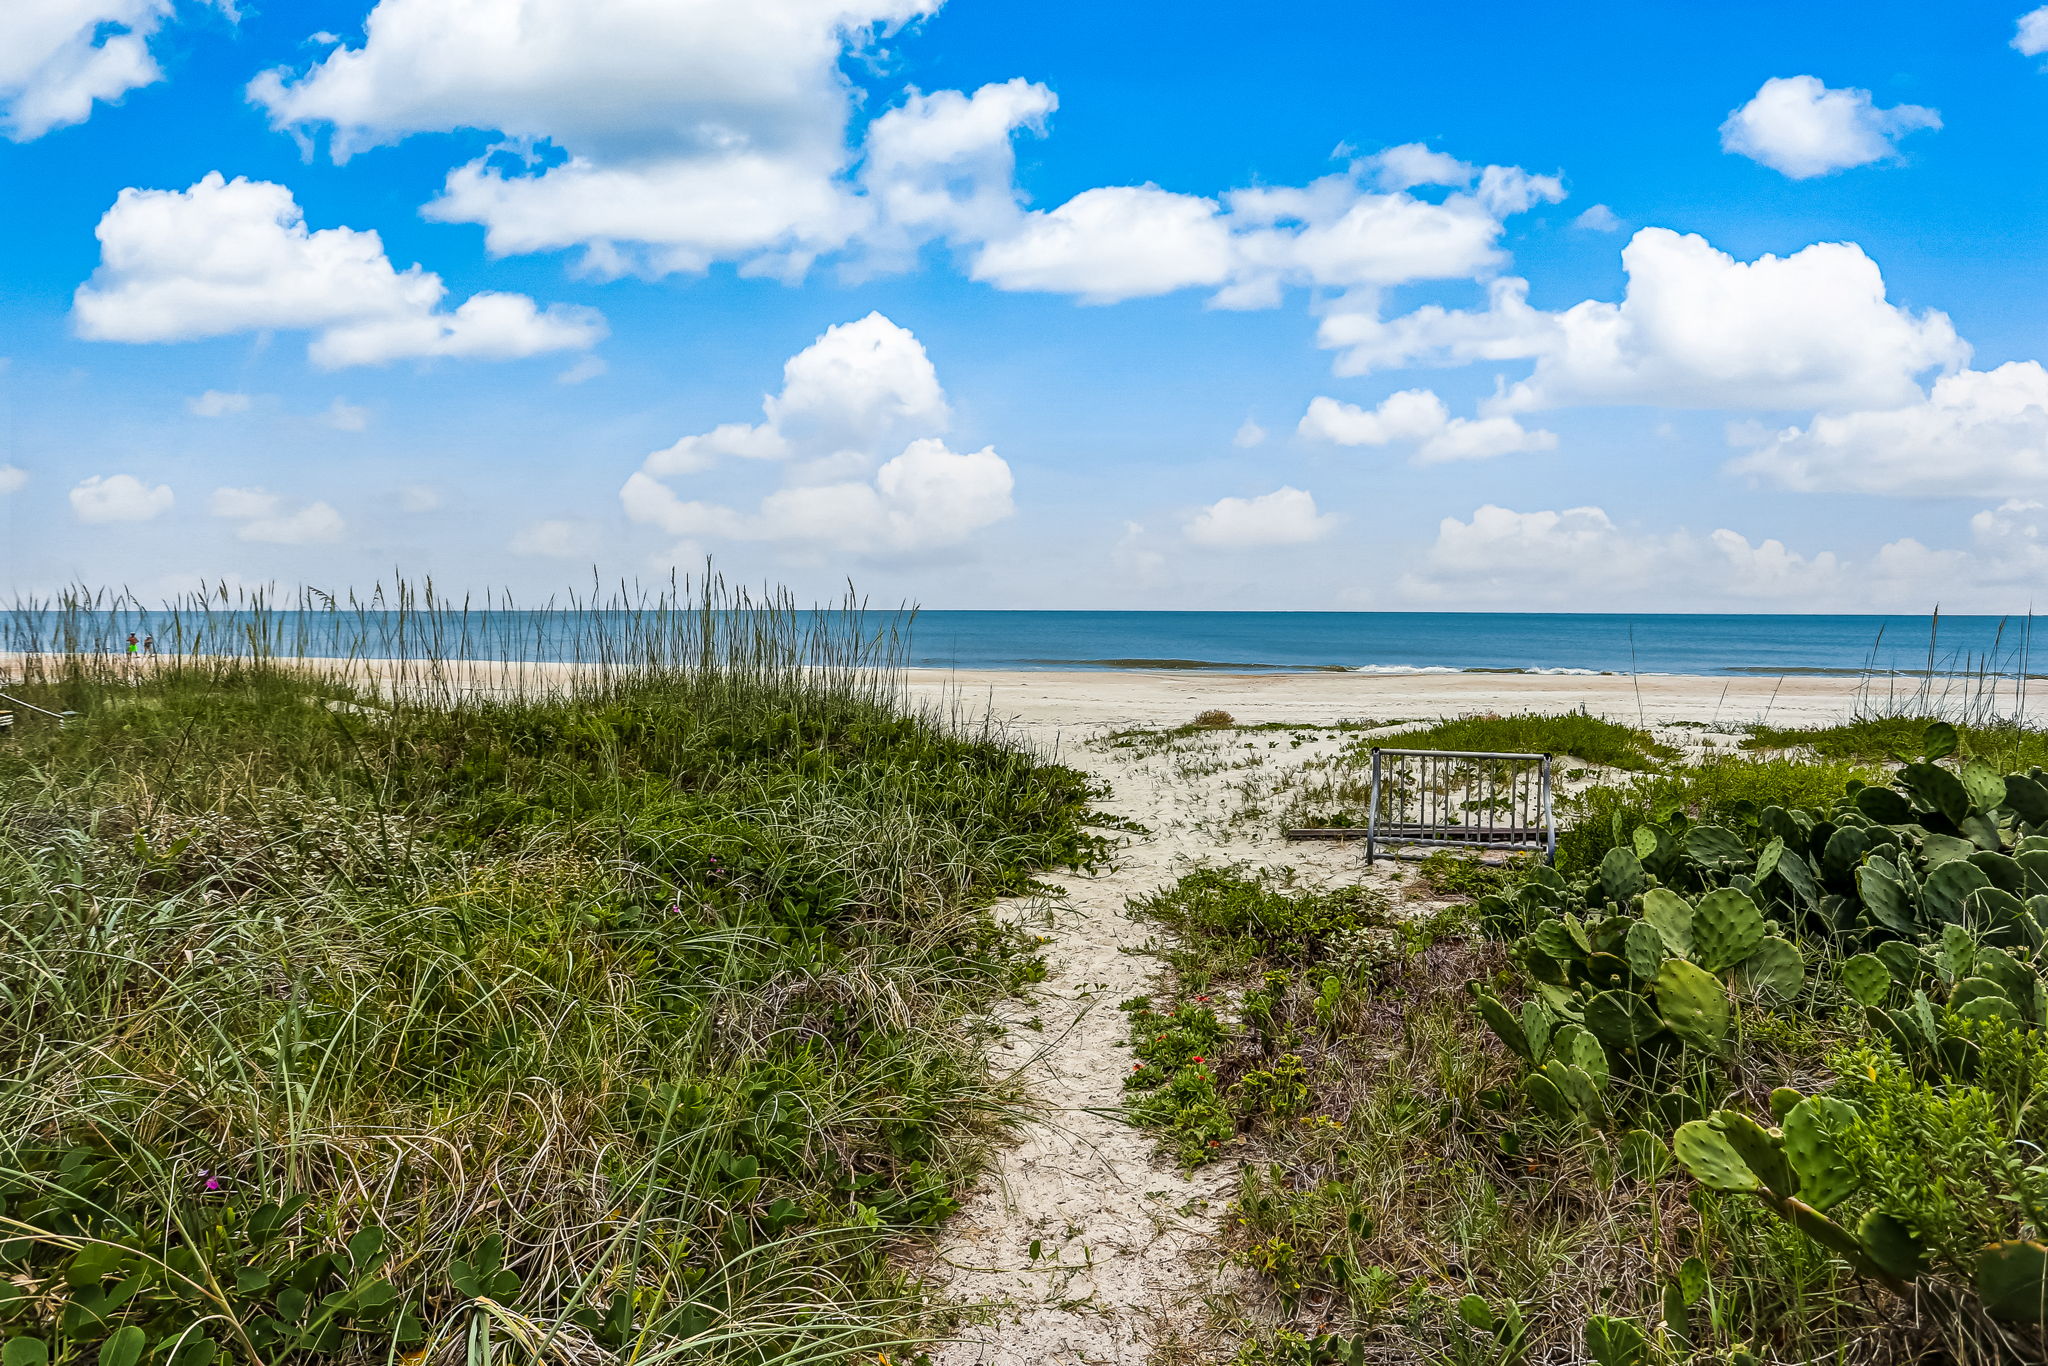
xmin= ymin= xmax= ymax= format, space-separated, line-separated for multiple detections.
xmin=142 ymin=635 xmax=155 ymax=656
xmin=126 ymin=633 xmax=138 ymax=657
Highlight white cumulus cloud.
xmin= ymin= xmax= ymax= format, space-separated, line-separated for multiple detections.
xmin=254 ymin=0 xmax=938 ymax=278
xmin=208 ymin=486 xmax=346 ymax=543
xmin=72 ymin=173 xmax=605 ymax=368
xmin=71 ymin=473 xmax=173 ymax=523
xmin=187 ymin=389 xmax=251 ymax=417
xmin=1316 ymin=276 xmax=1558 ymax=377
xmin=972 ymin=150 xmax=1563 ymax=308
xmin=0 ymin=465 xmax=27 ymax=495
xmin=971 ymin=184 xmax=1235 ymax=304
xmin=622 ymin=313 xmax=1012 ymax=556
xmin=1400 ymin=503 xmax=1844 ymax=606
xmin=0 ymin=0 xmax=177 ymax=140
xmin=1495 ymin=228 xmax=1966 ymax=413
xmin=1299 ymin=391 xmax=1556 ymax=463
xmin=1183 ymin=486 xmax=1335 ymax=549
xmin=861 ymin=78 xmax=1056 ymax=252
xmin=1730 ymin=361 xmax=2048 ymax=495
xmin=1573 ymin=204 xmax=1622 ymax=232
xmin=2018 ymin=7 xmax=2048 ymax=56
xmin=511 ymin=519 xmax=597 ymax=558
xmin=1721 ymin=76 xmax=1939 ymax=179
xmin=320 ymin=398 xmax=370 ymax=431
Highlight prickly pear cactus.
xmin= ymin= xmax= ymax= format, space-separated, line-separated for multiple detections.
xmin=1584 ymin=988 xmax=1662 ymax=1050
xmin=1623 ymin=919 xmax=1665 ymax=981
xmin=1780 ymin=1095 xmax=1856 ymax=1211
xmin=1977 ymin=1240 xmax=2048 ymax=1323
xmin=1672 ymin=1118 xmax=1760 ymax=1192
xmin=1839 ymin=953 xmax=1891 ymax=1007
xmin=1713 ymin=1111 xmax=1794 ymax=1199
xmin=1583 ymin=1315 xmax=1648 ymax=1366
xmin=1740 ymin=936 xmax=1804 ymax=998
xmin=1691 ymin=888 xmax=1766 ymax=973
xmin=1598 ymin=846 xmax=1645 ymax=907
xmin=1641 ymin=888 xmax=1693 ymax=959
xmin=1654 ymin=958 xmax=1729 ymax=1049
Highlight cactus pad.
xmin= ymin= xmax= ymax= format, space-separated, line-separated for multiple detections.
xmin=1781 ymin=1096 xmax=1856 ymax=1211
xmin=1899 ymin=761 xmax=1971 ymax=825
xmin=1686 ymin=823 xmax=1750 ymax=872
xmin=1691 ymin=888 xmax=1767 ymax=973
xmin=1584 ymin=988 xmax=1664 ymax=1050
xmin=1468 ymin=984 xmax=1530 ymax=1061
xmin=1857 ymin=859 xmax=1914 ymax=935
xmin=1714 ymin=1111 xmax=1795 ymax=1199
xmin=1553 ymin=1023 xmax=1609 ymax=1087
xmin=1641 ymin=889 xmax=1693 ymax=958
xmin=1672 ymin=1119 xmax=1760 ymax=1192
xmin=1619 ymin=1128 xmax=1672 ymax=1181
xmin=1529 ymin=918 xmax=1578 ymax=963
xmin=1741 ymin=936 xmax=1804 ymax=998
xmin=1858 ymin=1211 xmax=1929 ymax=1281
xmin=1924 ymin=859 xmax=1991 ymax=926
xmin=1584 ymin=1316 xmax=1647 ymax=1366
xmin=1962 ymin=759 xmax=2010 ymax=813
xmin=1624 ymin=920 xmax=1665 ymax=981
xmin=1872 ymin=939 xmax=1923 ymax=986
xmin=1854 ymin=785 xmax=1915 ymax=824
xmin=1598 ymin=846 xmax=1645 ymax=906
xmin=2006 ymin=773 xmax=2048 ymax=824
xmin=1655 ymin=958 xmax=1729 ymax=1048
xmin=1839 ymin=953 xmax=1892 ymax=1006
xmin=1978 ymin=1240 xmax=2048 ymax=1323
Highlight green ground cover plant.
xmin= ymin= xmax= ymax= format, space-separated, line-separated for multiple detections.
xmin=1746 ymin=716 xmax=2048 ymax=775
xmin=1374 ymin=712 xmax=1679 ymax=772
xmin=1140 ymin=720 xmax=2048 ymax=1364
xmin=0 ymin=581 xmax=1106 ymax=1366
xmin=1556 ymin=754 xmax=1883 ymax=876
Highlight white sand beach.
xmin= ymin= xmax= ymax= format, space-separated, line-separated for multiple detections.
xmin=906 ymin=665 xmax=2016 ymax=736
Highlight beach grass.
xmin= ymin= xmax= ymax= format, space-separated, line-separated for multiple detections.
xmin=1118 ymin=865 xmax=1903 ymax=1364
xmin=1554 ymin=752 xmax=1882 ymax=875
xmin=1744 ymin=714 xmax=2048 ymax=773
xmin=1370 ymin=710 xmax=1679 ymax=771
xmin=0 ymin=579 xmax=1106 ymax=1365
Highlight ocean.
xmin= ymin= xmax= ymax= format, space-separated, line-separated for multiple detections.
xmin=10 ymin=609 xmax=2039 ymax=679
xmin=901 ymin=612 xmax=2039 ymax=677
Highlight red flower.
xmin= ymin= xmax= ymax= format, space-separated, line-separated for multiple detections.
xmin=1191 ymin=1056 xmax=1205 ymax=1064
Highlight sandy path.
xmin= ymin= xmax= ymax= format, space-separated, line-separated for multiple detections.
xmin=917 ymin=672 xmax=1925 ymax=1365
xmin=925 ymin=727 xmax=1363 ymax=1366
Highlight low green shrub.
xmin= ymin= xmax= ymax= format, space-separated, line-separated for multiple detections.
xmin=1746 ymin=715 xmax=2048 ymax=773
xmin=1128 ymin=865 xmax=1386 ymax=964
xmin=1372 ymin=711 xmax=1678 ymax=772
xmin=1557 ymin=754 xmax=1882 ymax=875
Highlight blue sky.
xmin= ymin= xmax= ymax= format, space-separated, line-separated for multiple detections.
xmin=4 ymin=0 xmax=2048 ymax=610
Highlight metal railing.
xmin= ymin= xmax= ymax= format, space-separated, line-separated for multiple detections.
xmin=1364 ymin=747 xmax=1555 ymax=865
xmin=0 ymin=691 xmax=76 ymax=727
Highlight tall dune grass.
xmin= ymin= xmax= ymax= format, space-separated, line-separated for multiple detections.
xmin=0 ymin=577 xmax=1105 ymax=1366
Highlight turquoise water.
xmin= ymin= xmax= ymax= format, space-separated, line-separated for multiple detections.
xmin=12 ymin=610 xmax=2039 ymax=678
xmin=902 ymin=612 xmax=2035 ymax=677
